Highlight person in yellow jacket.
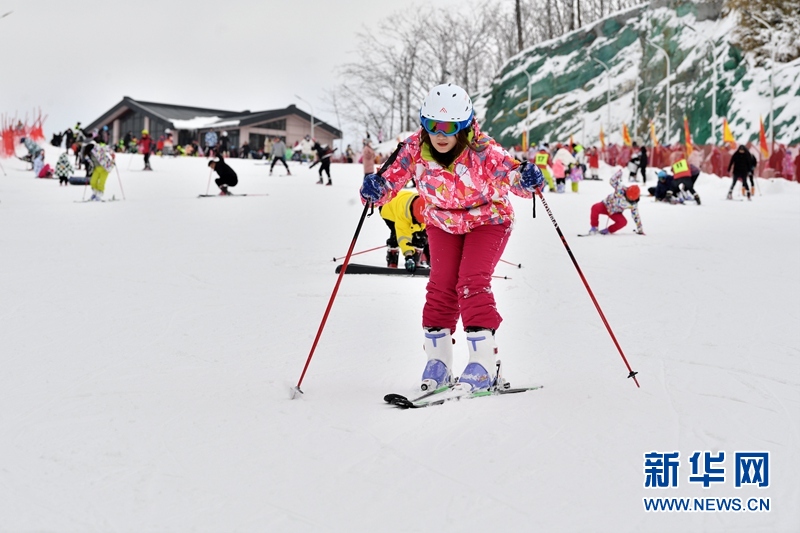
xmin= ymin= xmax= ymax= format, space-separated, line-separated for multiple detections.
xmin=379 ymin=189 xmax=428 ymax=271
xmin=533 ymin=146 xmax=556 ymax=192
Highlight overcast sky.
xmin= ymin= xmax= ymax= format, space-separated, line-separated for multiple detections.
xmin=0 ymin=0 xmax=462 ymax=140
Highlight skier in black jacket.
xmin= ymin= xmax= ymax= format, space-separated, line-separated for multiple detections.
xmin=208 ymin=154 xmax=238 ymax=195
xmin=727 ymin=145 xmax=752 ymax=200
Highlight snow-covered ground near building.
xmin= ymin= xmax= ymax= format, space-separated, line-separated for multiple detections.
xmin=0 ymin=152 xmax=798 ymax=532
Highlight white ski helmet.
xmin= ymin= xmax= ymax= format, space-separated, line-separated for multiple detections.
xmin=419 ymin=83 xmax=474 ymax=130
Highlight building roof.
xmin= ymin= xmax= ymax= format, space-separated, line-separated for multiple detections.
xmin=86 ymin=97 xmax=341 ymax=137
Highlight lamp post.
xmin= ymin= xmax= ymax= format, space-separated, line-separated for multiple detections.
xmin=682 ymin=23 xmax=718 ymax=144
xmin=520 ymin=70 xmax=532 ymax=146
xmin=634 ymin=80 xmax=658 ymax=137
xmin=591 ymin=57 xmax=612 ymax=133
xmin=645 ymin=39 xmax=671 ymax=144
xmin=295 ymin=94 xmax=315 ymax=140
xmin=517 ymin=71 xmax=546 ymax=146
xmin=744 ymin=10 xmax=777 ymax=149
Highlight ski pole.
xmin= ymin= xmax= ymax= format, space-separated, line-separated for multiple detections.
xmin=499 ymin=259 xmax=522 ymax=269
xmin=114 ymin=164 xmax=126 ymax=200
xmin=0 ymin=160 xmax=6 ymax=176
xmin=205 ymin=168 xmax=213 ymax=195
xmin=534 ymin=190 xmax=640 ymax=387
xmin=332 ymin=245 xmax=385 ymax=262
xmin=292 ymin=142 xmax=405 ymax=398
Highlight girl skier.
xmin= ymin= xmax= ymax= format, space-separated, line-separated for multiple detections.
xmin=359 ymin=83 xmax=543 ymax=392
xmin=587 ymin=170 xmax=644 ymax=235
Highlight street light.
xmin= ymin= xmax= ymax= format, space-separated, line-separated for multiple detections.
xmin=634 ymin=80 xmax=658 ymax=136
xmin=744 ymin=10 xmax=777 ymax=149
xmin=645 ymin=39 xmax=671 ymax=144
xmin=591 ymin=57 xmax=612 ymax=134
xmin=295 ymin=94 xmax=315 ymax=140
xmin=682 ymin=23 xmax=718 ymax=144
xmin=518 ymin=71 xmax=545 ymax=146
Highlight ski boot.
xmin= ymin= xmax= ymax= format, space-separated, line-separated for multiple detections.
xmin=587 ymin=226 xmax=598 ymax=235
xmin=420 ymin=328 xmax=454 ymax=391
xmin=557 ymin=182 xmax=565 ymax=193
xmin=386 ymin=247 xmax=399 ymax=268
xmin=317 ymin=178 xmax=324 ymax=185
xmin=458 ymin=328 xmax=498 ymax=391
xmin=326 ymin=180 xmax=332 ymax=186
xmin=693 ymin=193 xmax=701 ymax=205
xmin=726 ymin=190 xmax=733 ymax=200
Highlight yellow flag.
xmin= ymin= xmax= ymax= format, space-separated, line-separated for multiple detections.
xmin=722 ymin=118 xmax=736 ymax=148
xmin=649 ymin=121 xmax=659 ymax=147
xmin=599 ymin=125 xmax=606 ymax=150
xmin=622 ymin=124 xmax=632 ymax=147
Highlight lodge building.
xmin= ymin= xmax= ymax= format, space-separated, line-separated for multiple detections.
xmin=85 ymin=96 xmax=341 ymax=150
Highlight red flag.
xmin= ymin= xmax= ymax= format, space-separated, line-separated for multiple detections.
xmin=759 ymin=116 xmax=769 ymax=158
xmin=684 ymin=115 xmax=693 ymax=157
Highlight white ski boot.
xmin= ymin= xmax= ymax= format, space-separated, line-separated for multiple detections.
xmin=420 ymin=328 xmax=454 ymax=391
xmin=458 ymin=329 xmax=498 ymax=391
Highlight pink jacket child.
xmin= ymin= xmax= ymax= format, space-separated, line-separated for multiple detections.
xmin=552 ymin=158 xmax=565 ymax=179
xmin=359 ymin=83 xmax=540 ymax=394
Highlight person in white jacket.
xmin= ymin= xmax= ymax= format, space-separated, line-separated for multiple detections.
xmin=553 ymin=146 xmax=577 ymax=193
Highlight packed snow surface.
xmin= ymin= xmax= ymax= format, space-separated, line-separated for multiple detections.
xmin=0 ymin=152 xmax=798 ymax=532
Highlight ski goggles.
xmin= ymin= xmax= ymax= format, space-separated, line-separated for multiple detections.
xmin=420 ymin=114 xmax=473 ymax=137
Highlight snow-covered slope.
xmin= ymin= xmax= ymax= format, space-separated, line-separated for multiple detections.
xmin=474 ymin=0 xmax=800 ymax=148
xmin=0 ymin=153 xmax=798 ymax=531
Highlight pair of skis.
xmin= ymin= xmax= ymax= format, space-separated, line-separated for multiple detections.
xmin=197 ymin=193 xmax=269 ymax=198
xmin=384 ymin=382 xmax=543 ymax=409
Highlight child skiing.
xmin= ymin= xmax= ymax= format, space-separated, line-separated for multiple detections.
xmin=553 ymin=145 xmax=576 ymax=193
xmin=587 ymin=170 xmax=644 ymax=235
xmin=55 ymin=152 xmax=74 ymax=186
xmin=138 ymin=129 xmax=153 ymax=171
xmin=33 ymin=151 xmax=53 ymax=178
xmin=269 ymin=137 xmax=291 ymax=176
xmin=359 ymin=83 xmax=543 ymax=392
xmin=586 ymin=146 xmax=601 ymax=180
xmin=533 ymin=145 xmax=556 ymax=192
xmin=208 ymin=154 xmax=238 ymax=195
xmin=379 ymin=190 xmax=428 ymax=270
xmin=312 ymin=141 xmax=335 ymax=186
xmin=83 ymin=142 xmax=116 ymax=201
xmin=727 ymin=145 xmax=753 ymax=200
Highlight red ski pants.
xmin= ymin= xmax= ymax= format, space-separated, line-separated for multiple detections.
xmin=423 ymin=222 xmax=511 ymax=332
xmin=590 ymin=202 xmax=627 ymax=233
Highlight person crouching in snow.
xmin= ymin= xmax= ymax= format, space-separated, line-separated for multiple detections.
xmin=33 ymin=151 xmax=54 ymax=178
xmin=55 ymin=152 xmax=74 ymax=186
xmin=83 ymin=142 xmax=116 ymax=201
xmin=359 ymin=83 xmax=544 ymax=392
xmin=208 ymin=154 xmax=238 ymax=195
xmin=379 ymin=190 xmax=429 ymax=270
xmin=588 ymin=170 xmax=644 ymax=235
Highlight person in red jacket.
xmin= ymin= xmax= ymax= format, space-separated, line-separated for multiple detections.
xmin=138 ymin=129 xmax=153 ymax=171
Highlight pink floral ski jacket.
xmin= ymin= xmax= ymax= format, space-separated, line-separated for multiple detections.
xmin=375 ymin=121 xmax=531 ymax=235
